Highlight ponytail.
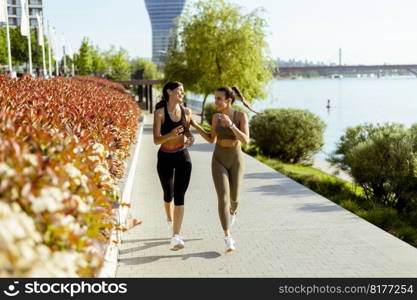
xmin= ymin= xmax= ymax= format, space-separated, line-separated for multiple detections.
xmin=231 ymin=86 xmax=260 ymax=115
xmin=155 ymin=98 xmax=167 ymax=110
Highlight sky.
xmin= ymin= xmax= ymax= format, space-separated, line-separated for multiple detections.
xmin=44 ymin=0 xmax=417 ymax=65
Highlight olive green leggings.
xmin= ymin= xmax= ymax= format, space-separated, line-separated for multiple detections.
xmin=211 ymin=143 xmax=245 ymax=231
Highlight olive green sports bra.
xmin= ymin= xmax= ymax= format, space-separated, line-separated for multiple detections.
xmin=215 ymin=110 xmax=239 ymax=140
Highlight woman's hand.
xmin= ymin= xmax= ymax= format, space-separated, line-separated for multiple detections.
xmin=218 ymin=114 xmax=233 ymax=128
xmin=169 ymin=125 xmax=184 ymax=138
xmin=185 ymin=134 xmax=195 ymax=147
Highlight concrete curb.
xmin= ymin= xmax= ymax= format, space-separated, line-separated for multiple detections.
xmin=98 ymin=113 xmax=146 ymax=278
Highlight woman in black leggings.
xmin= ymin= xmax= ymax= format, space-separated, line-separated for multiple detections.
xmin=153 ymin=81 xmax=194 ymax=251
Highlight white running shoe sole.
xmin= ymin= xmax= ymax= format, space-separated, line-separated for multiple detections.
xmin=170 ymin=243 xmax=184 ymax=251
xmin=224 ymin=238 xmax=236 ymax=253
xmin=170 ymin=235 xmax=185 ymax=251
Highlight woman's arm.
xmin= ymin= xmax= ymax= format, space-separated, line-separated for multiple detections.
xmin=190 ymin=114 xmax=218 ymax=143
xmin=184 ymin=108 xmax=195 ymax=146
xmin=190 ymin=117 xmax=210 ymax=142
xmin=153 ymin=109 xmax=183 ymax=145
xmin=184 ymin=108 xmax=195 ymax=137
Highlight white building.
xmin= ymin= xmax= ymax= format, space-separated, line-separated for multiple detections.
xmin=0 ymin=0 xmax=43 ymax=28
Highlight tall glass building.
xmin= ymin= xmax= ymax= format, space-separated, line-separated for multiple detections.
xmin=144 ymin=0 xmax=186 ymax=65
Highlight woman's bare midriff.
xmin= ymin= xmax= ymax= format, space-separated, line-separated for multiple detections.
xmin=162 ymin=135 xmax=186 ymax=148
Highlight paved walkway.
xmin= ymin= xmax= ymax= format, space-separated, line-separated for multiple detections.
xmin=116 ymin=112 xmax=417 ymax=277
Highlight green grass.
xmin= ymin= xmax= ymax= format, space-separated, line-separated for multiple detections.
xmin=252 ymin=152 xmax=367 ymax=205
xmin=241 ymin=143 xmax=417 ymax=247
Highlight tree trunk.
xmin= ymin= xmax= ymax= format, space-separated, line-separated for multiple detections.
xmin=200 ymin=94 xmax=208 ymax=124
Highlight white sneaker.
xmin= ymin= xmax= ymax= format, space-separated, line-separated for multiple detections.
xmin=224 ymin=236 xmax=236 ymax=253
xmin=170 ymin=234 xmax=185 ymax=251
xmin=167 ymin=221 xmax=173 ymax=235
xmin=230 ymin=214 xmax=237 ymax=227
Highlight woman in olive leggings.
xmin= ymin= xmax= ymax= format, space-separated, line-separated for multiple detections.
xmin=191 ymin=86 xmax=259 ymax=253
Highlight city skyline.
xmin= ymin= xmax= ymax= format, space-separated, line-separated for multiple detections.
xmin=41 ymin=0 xmax=417 ymax=64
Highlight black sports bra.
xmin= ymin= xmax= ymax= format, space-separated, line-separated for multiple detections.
xmin=160 ymin=104 xmax=187 ymax=135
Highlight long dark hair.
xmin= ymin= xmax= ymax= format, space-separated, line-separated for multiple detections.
xmin=216 ymin=86 xmax=260 ymax=114
xmin=156 ymin=81 xmax=190 ymax=135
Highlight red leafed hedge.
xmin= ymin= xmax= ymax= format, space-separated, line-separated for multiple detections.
xmin=0 ymin=75 xmax=140 ymax=277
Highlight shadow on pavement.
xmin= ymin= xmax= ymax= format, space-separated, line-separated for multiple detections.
xmin=119 ymin=251 xmax=222 ymax=266
xmin=244 ymin=171 xmax=286 ymax=180
xmin=246 ymin=182 xmax=314 ymax=197
xmin=119 ymin=238 xmax=203 ymax=256
xmin=122 ymin=238 xmax=170 ymax=244
xmin=296 ymin=202 xmax=344 ymax=213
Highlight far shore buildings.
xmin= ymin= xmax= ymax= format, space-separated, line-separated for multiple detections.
xmin=144 ymin=0 xmax=186 ymax=65
xmin=0 ymin=0 xmax=44 ymax=28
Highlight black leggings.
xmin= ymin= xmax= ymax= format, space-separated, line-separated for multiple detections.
xmin=157 ymin=148 xmax=192 ymax=206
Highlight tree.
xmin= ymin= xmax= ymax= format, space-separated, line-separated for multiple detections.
xmin=164 ymin=0 xmax=273 ymax=122
xmin=130 ymin=57 xmax=162 ymax=80
xmin=0 ymin=28 xmax=7 ymax=66
xmin=59 ymin=54 xmax=74 ymax=74
xmin=0 ymin=27 xmax=52 ymax=73
xmin=89 ymin=44 xmax=106 ymax=76
xmin=75 ymin=37 xmax=92 ymax=75
xmin=8 ymin=27 xmax=31 ymax=67
xmin=103 ymin=45 xmax=130 ymax=80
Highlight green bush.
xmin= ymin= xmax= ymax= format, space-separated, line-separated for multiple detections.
xmin=395 ymin=225 xmax=417 ymax=244
xmin=328 ymin=123 xmax=417 ymax=212
xmin=197 ymin=122 xmax=211 ymax=132
xmin=408 ymin=123 xmax=417 ymax=152
xmin=249 ymin=108 xmax=325 ymax=163
xmin=405 ymin=209 xmax=417 ymax=227
xmin=203 ymin=102 xmax=247 ymax=125
xmin=203 ymin=103 xmax=216 ymax=125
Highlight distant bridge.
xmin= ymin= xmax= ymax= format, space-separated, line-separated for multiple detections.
xmin=277 ymin=64 xmax=417 ymax=76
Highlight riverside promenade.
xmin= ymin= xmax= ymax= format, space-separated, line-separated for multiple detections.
xmin=116 ymin=112 xmax=417 ymax=277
